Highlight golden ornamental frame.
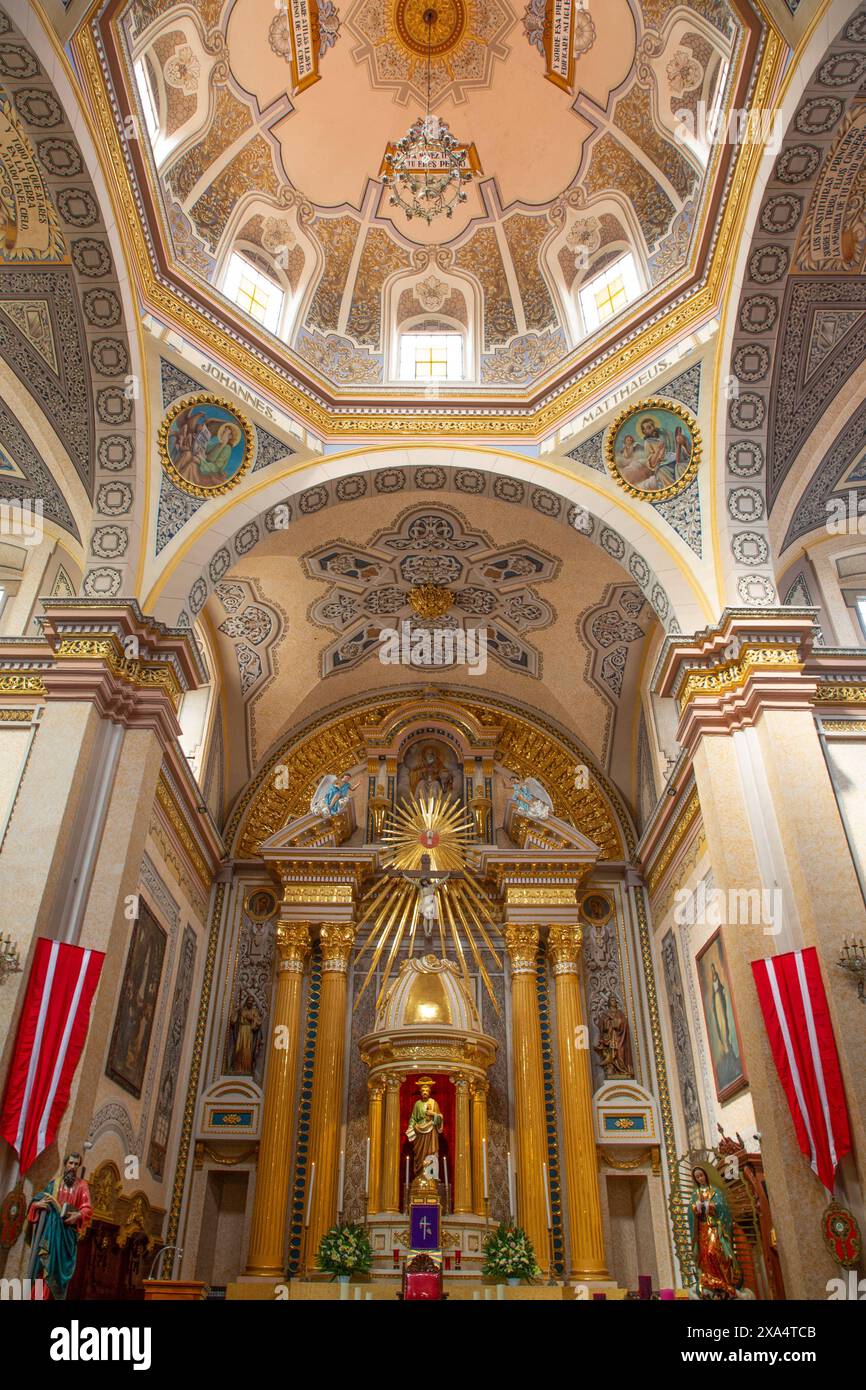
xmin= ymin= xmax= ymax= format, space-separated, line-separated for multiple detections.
xmin=604 ymin=397 xmax=701 ymax=503
xmin=158 ymin=393 xmax=254 ymax=499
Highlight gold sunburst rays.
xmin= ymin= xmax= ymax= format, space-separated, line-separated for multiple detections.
xmin=352 ymin=791 xmax=502 ymax=1013
xmin=379 ymin=790 xmax=474 ymax=872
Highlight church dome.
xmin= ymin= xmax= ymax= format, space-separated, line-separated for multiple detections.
xmin=375 ymin=955 xmax=481 ymax=1034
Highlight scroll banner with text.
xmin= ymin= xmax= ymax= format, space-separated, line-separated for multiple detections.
xmin=288 ymin=0 xmax=321 ymax=93
xmin=0 ymin=938 xmax=104 ymax=1174
xmin=544 ymin=0 xmax=576 ymax=91
xmin=751 ymin=946 xmax=851 ymax=1194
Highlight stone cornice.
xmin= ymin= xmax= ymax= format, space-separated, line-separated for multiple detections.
xmin=653 ymin=608 xmax=822 ymax=755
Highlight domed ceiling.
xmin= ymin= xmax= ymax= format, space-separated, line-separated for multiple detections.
xmin=80 ymin=0 xmax=760 ymax=420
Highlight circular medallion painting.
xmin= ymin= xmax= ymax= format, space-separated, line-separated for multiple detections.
xmin=605 ymin=398 xmax=700 ymax=502
xmin=159 ymin=394 xmax=253 ymax=498
xmin=244 ymin=888 xmax=278 ymax=922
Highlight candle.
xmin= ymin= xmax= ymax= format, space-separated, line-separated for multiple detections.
xmin=337 ymin=1148 xmax=345 ymax=1216
xmin=484 ymin=1286 xmax=493 ymax=1300
xmin=542 ymin=1161 xmax=552 ymax=1230
xmin=445 ymin=1256 xmax=451 ymax=1271
xmin=638 ymin=1274 xmax=652 ymax=1300
xmin=305 ymin=1162 xmax=316 ymax=1227
xmin=354 ymin=1286 xmax=361 ymax=1301
xmin=364 ymin=1137 xmax=370 ymax=1196
xmin=473 ymin=1290 xmax=481 ymax=1300
xmin=660 ymin=1288 xmax=674 ymax=1300
xmin=507 ymin=1150 xmax=516 ymax=1221
xmin=393 ymin=1248 xmax=399 ymax=1268
xmin=482 ymin=1137 xmax=489 ymax=1200
xmin=340 ymin=1279 xmax=349 ymax=1301
xmin=365 ymin=1291 xmax=373 ymax=1301
xmin=405 ymin=1155 xmax=410 ymax=1202
xmin=443 ymin=1155 xmax=449 ymax=1192
xmin=496 ymin=1283 xmax=505 ymax=1301
xmin=455 ymin=1249 xmax=461 ymax=1269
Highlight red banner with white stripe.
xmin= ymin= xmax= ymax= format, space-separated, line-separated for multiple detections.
xmin=752 ymin=946 xmax=851 ymax=1193
xmin=0 ymin=938 xmax=104 ymax=1175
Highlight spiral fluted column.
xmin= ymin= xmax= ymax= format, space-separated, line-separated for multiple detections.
xmin=245 ymin=922 xmax=310 ymax=1277
xmin=303 ymin=924 xmax=355 ymax=1270
xmin=382 ymin=1072 xmax=403 ymax=1213
xmin=366 ymin=1076 xmax=385 ymax=1213
xmin=453 ymin=1071 xmax=472 ymax=1213
xmin=504 ymin=923 xmax=549 ymax=1274
xmin=548 ymin=924 xmax=609 ymax=1281
xmin=470 ymin=1078 xmax=489 ymax=1216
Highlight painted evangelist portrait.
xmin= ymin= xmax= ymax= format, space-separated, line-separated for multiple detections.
xmin=105 ymin=900 xmax=167 ymax=1098
xmin=605 ymin=398 xmax=700 ymax=501
xmin=695 ymin=928 xmax=748 ymax=1103
xmin=159 ymin=393 xmax=253 ymax=498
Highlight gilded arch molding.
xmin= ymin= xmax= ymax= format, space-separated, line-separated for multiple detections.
xmin=227 ymin=685 xmax=633 ymax=861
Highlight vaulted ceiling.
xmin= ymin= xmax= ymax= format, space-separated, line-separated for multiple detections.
xmin=76 ymin=0 xmax=760 ymax=426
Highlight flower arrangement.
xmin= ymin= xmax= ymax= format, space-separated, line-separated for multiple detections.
xmin=316 ymin=1221 xmax=373 ymax=1279
xmin=481 ymin=1223 xmax=541 ymax=1282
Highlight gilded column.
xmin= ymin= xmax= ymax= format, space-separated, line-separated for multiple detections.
xmin=304 ymin=923 xmax=355 ymax=1269
xmin=245 ymin=922 xmax=310 ymax=1277
xmin=470 ymin=1078 xmax=489 ymax=1216
xmin=381 ymin=1072 xmax=403 ymax=1213
xmin=504 ymin=923 xmax=549 ymax=1273
xmin=367 ymin=1076 xmax=385 ymax=1214
xmin=548 ymin=924 xmax=609 ymax=1281
xmin=453 ymin=1071 xmax=472 ymax=1213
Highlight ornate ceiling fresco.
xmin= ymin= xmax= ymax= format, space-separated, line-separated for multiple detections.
xmin=723 ymin=4 xmax=866 ymax=598
xmin=201 ymin=484 xmax=661 ymax=799
xmin=0 ymin=5 xmax=140 ymax=595
xmin=76 ymin=0 xmax=763 ymax=425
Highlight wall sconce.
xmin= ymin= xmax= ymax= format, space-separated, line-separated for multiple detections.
xmin=837 ymin=937 xmax=866 ymax=1001
xmin=0 ymin=934 xmax=21 ymax=985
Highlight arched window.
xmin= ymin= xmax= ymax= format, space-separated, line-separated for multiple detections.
xmin=398 ymin=326 xmax=464 ymax=382
xmin=223 ymin=250 xmax=285 ymax=334
xmin=578 ymin=253 xmax=641 ymax=333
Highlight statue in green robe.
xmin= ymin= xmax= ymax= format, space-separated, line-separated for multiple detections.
xmin=406 ymin=1077 xmax=443 ymax=1180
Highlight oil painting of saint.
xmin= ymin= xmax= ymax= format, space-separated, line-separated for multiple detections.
xmin=606 ymin=401 xmax=699 ymax=500
xmin=160 ymin=395 xmax=252 ymax=497
xmin=696 ymin=929 xmax=747 ymax=1102
xmin=105 ymin=900 xmax=166 ymax=1098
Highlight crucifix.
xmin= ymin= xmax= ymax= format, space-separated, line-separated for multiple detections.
xmin=386 ymin=853 xmax=463 ymax=940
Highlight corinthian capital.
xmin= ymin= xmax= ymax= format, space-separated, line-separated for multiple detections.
xmin=504 ymin=923 xmax=539 ymax=973
xmin=547 ymin=924 xmax=583 ymax=973
xmin=275 ymin=921 xmax=311 ymax=972
xmin=320 ymin=922 xmax=356 ymax=972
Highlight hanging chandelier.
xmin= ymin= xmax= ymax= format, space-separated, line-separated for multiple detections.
xmin=381 ymin=8 xmax=471 ymax=224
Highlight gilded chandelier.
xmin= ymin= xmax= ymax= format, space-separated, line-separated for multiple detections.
xmin=381 ymin=9 xmax=471 ymax=224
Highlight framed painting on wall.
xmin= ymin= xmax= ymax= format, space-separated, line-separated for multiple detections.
xmin=695 ymin=928 xmax=748 ymax=1103
xmin=105 ymin=899 xmax=167 ymax=1098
